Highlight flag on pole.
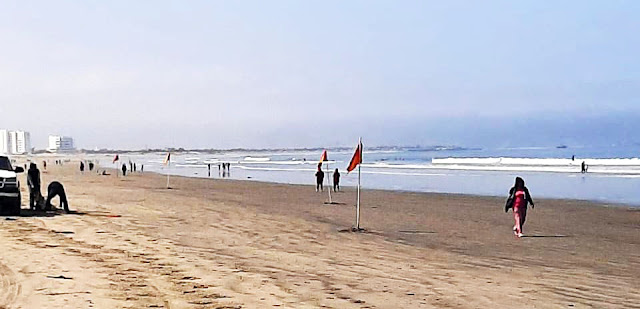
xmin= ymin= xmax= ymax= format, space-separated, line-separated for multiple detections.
xmin=319 ymin=150 xmax=328 ymax=163
xmin=163 ymin=152 xmax=171 ymax=166
xmin=346 ymin=141 xmax=363 ymax=173
xmin=113 ymin=154 xmax=119 ymax=163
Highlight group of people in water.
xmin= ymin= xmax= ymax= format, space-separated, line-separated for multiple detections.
xmin=205 ymin=163 xmax=232 ymax=178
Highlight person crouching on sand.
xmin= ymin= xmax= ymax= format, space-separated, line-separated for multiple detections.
xmin=506 ymin=177 xmax=535 ymax=237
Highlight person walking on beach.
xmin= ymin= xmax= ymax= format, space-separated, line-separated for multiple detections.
xmin=134 ymin=163 xmax=137 ymax=172
xmin=80 ymin=161 xmax=85 ymax=173
xmin=581 ymin=161 xmax=588 ymax=173
xmin=89 ymin=162 xmax=94 ymax=171
xmin=27 ymin=163 xmax=42 ymax=210
xmin=505 ymin=177 xmax=535 ymax=237
xmin=43 ymin=160 xmax=47 ymax=171
xmin=207 ymin=164 xmax=211 ymax=177
xmin=315 ymin=164 xmax=324 ymax=192
xmin=122 ymin=163 xmax=127 ymax=176
xmin=333 ymin=168 xmax=340 ymax=192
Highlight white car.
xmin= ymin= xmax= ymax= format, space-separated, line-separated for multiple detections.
xmin=0 ymin=156 xmax=24 ymax=215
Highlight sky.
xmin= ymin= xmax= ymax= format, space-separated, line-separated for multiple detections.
xmin=0 ymin=0 xmax=639 ymax=149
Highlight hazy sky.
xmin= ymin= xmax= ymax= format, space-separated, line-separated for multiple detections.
xmin=1 ymin=1 xmax=638 ymax=149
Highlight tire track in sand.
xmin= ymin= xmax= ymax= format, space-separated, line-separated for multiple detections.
xmin=0 ymin=261 xmax=21 ymax=309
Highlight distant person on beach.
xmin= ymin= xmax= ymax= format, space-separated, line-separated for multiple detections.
xmin=43 ymin=160 xmax=47 ymax=171
xmin=505 ymin=177 xmax=535 ymax=238
xmin=45 ymin=181 xmax=69 ymax=213
xmin=80 ymin=161 xmax=85 ymax=173
xmin=581 ymin=161 xmax=588 ymax=173
xmin=333 ymin=168 xmax=340 ymax=192
xmin=315 ymin=165 xmax=324 ymax=192
xmin=134 ymin=163 xmax=137 ymax=172
xmin=122 ymin=164 xmax=127 ymax=176
xmin=89 ymin=162 xmax=94 ymax=171
xmin=141 ymin=164 xmax=144 ymax=172
xmin=27 ymin=163 xmax=42 ymax=210
xmin=208 ymin=164 xmax=211 ymax=177
xmin=572 ymin=155 xmax=575 ymax=161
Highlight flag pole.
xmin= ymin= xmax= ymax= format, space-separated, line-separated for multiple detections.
xmin=356 ymin=137 xmax=361 ymax=230
xmin=166 ymin=161 xmax=171 ymax=189
xmin=326 ymin=161 xmax=332 ymax=203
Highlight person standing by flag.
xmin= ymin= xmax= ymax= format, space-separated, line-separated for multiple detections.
xmin=315 ymin=163 xmax=324 ymax=192
xmin=333 ymin=168 xmax=340 ymax=192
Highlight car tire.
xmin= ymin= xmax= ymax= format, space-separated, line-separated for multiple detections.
xmin=8 ymin=196 xmax=21 ymax=216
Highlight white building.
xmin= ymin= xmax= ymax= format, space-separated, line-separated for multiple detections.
xmin=0 ymin=130 xmax=9 ymax=155
xmin=48 ymin=135 xmax=75 ymax=152
xmin=0 ymin=129 xmax=31 ymax=154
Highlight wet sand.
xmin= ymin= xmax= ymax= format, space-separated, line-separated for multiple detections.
xmin=0 ymin=162 xmax=638 ymax=308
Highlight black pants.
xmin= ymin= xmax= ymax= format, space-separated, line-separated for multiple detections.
xmin=316 ymin=181 xmax=323 ymax=191
xmin=29 ymin=186 xmax=41 ymax=209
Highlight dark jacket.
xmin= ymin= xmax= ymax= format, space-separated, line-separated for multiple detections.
xmin=507 ymin=186 xmax=535 ymax=209
xmin=27 ymin=165 xmax=41 ymax=189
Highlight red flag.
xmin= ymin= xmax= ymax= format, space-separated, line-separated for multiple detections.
xmin=113 ymin=154 xmax=119 ymax=163
xmin=163 ymin=152 xmax=171 ymax=166
xmin=346 ymin=141 xmax=362 ymax=173
xmin=319 ymin=150 xmax=328 ymax=163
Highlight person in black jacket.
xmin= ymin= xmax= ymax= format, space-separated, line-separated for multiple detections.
xmin=27 ymin=163 xmax=42 ymax=210
xmin=506 ymin=177 xmax=535 ymax=237
xmin=45 ymin=181 xmax=69 ymax=213
xmin=315 ymin=164 xmax=324 ymax=192
xmin=333 ymin=168 xmax=340 ymax=192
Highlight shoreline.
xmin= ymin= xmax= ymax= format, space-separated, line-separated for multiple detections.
xmin=1 ymin=162 xmax=638 ymax=308
xmin=143 ymin=167 xmax=640 ymax=209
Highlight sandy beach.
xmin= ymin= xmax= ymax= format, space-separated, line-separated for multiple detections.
xmin=1 ymin=161 xmax=638 ymax=308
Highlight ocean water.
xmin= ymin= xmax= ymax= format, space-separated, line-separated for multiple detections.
xmin=95 ymin=145 xmax=640 ymax=206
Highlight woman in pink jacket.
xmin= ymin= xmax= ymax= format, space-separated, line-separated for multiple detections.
xmin=506 ymin=177 xmax=535 ymax=237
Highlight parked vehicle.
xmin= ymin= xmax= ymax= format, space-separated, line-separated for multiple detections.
xmin=0 ymin=156 xmax=24 ymax=215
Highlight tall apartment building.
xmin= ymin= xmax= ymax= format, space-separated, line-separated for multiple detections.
xmin=0 ymin=129 xmax=31 ymax=154
xmin=0 ymin=130 xmax=9 ymax=154
xmin=48 ymin=135 xmax=75 ymax=152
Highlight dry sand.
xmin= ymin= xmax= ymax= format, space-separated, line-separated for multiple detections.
xmin=0 ymin=162 xmax=638 ymax=308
